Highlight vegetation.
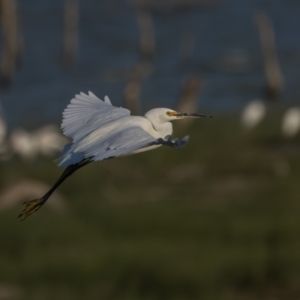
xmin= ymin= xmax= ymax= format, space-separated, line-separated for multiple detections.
xmin=1 ymin=115 xmax=300 ymax=300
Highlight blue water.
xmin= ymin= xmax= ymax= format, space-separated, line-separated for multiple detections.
xmin=1 ymin=0 xmax=300 ymax=128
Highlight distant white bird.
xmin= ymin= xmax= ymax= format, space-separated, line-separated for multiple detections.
xmin=18 ymin=91 xmax=211 ymax=220
xmin=0 ymin=102 xmax=65 ymax=161
xmin=241 ymin=99 xmax=266 ymax=129
xmin=281 ymin=107 xmax=300 ymax=137
xmin=9 ymin=125 xmax=66 ymax=160
xmin=33 ymin=125 xmax=67 ymax=156
xmin=9 ymin=128 xmax=39 ymax=160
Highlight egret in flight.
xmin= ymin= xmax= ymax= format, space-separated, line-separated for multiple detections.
xmin=18 ymin=92 xmax=211 ymax=220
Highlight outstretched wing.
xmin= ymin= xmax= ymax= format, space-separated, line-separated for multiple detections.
xmin=61 ymin=91 xmax=130 ymax=140
xmin=59 ymin=91 xmax=190 ymax=168
xmin=59 ymin=128 xmax=190 ymax=168
xmin=59 ymin=125 xmax=158 ymax=167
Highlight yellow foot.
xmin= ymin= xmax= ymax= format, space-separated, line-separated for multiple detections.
xmin=18 ymin=198 xmax=43 ymax=221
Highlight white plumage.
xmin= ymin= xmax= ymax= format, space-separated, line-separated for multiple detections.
xmin=282 ymin=107 xmax=300 ymax=137
xmin=18 ymin=91 xmax=211 ymax=220
xmin=59 ymin=92 xmax=192 ymax=167
xmin=241 ymin=99 xmax=266 ymax=130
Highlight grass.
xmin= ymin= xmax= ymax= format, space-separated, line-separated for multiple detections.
xmin=1 ymin=114 xmax=300 ymax=299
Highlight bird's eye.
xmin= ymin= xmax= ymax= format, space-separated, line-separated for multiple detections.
xmin=166 ymin=111 xmax=177 ymax=117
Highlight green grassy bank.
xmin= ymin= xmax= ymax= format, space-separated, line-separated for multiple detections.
xmin=0 ymin=115 xmax=300 ymax=299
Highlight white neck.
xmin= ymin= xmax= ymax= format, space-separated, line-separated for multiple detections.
xmin=145 ymin=116 xmax=173 ymax=138
xmin=155 ymin=122 xmax=173 ymax=138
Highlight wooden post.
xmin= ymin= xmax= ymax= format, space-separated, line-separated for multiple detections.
xmin=123 ymin=66 xmax=142 ymax=115
xmin=62 ymin=0 xmax=79 ymax=67
xmin=179 ymin=31 xmax=195 ymax=67
xmin=133 ymin=0 xmax=220 ymax=12
xmin=177 ymin=76 xmax=203 ymax=112
xmin=176 ymin=76 xmax=204 ymax=127
xmin=0 ymin=0 xmax=20 ymax=87
xmin=254 ymin=11 xmax=284 ymax=99
xmin=135 ymin=8 xmax=155 ymax=62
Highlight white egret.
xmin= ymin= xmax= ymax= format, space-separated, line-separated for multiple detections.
xmin=9 ymin=125 xmax=66 ymax=161
xmin=33 ymin=125 xmax=67 ymax=157
xmin=241 ymin=99 xmax=266 ymax=130
xmin=281 ymin=107 xmax=300 ymax=138
xmin=9 ymin=128 xmax=39 ymax=160
xmin=18 ymin=91 xmax=211 ymax=220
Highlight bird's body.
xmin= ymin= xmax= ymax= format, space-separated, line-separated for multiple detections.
xmin=18 ymin=91 xmax=211 ymax=220
xmin=59 ymin=93 xmax=177 ymax=167
xmin=60 ymin=114 xmax=167 ymax=167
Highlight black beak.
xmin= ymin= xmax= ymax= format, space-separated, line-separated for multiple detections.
xmin=175 ymin=112 xmax=213 ymax=118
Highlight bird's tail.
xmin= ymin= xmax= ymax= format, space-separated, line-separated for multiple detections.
xmin=18 ymin=197 xmax=46 ymax=221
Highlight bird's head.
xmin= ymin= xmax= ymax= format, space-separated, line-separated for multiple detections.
xmin=145 ymin=108 xmax=212 ymax=124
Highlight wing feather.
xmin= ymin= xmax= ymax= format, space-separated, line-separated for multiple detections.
xmin=59 ymin=91 xmax=189 ymax=168
xmin=61 ymin=92 xmax=130 ymax=140
xmin=59 ymin=125 xmax=157 ymax=167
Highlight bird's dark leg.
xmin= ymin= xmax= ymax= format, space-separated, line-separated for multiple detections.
xmin=18 ymin=158 xmax=92 ymax=221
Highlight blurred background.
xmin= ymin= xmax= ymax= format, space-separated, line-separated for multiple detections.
xmin=0 ymin=0 xmax=300 ymax=299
